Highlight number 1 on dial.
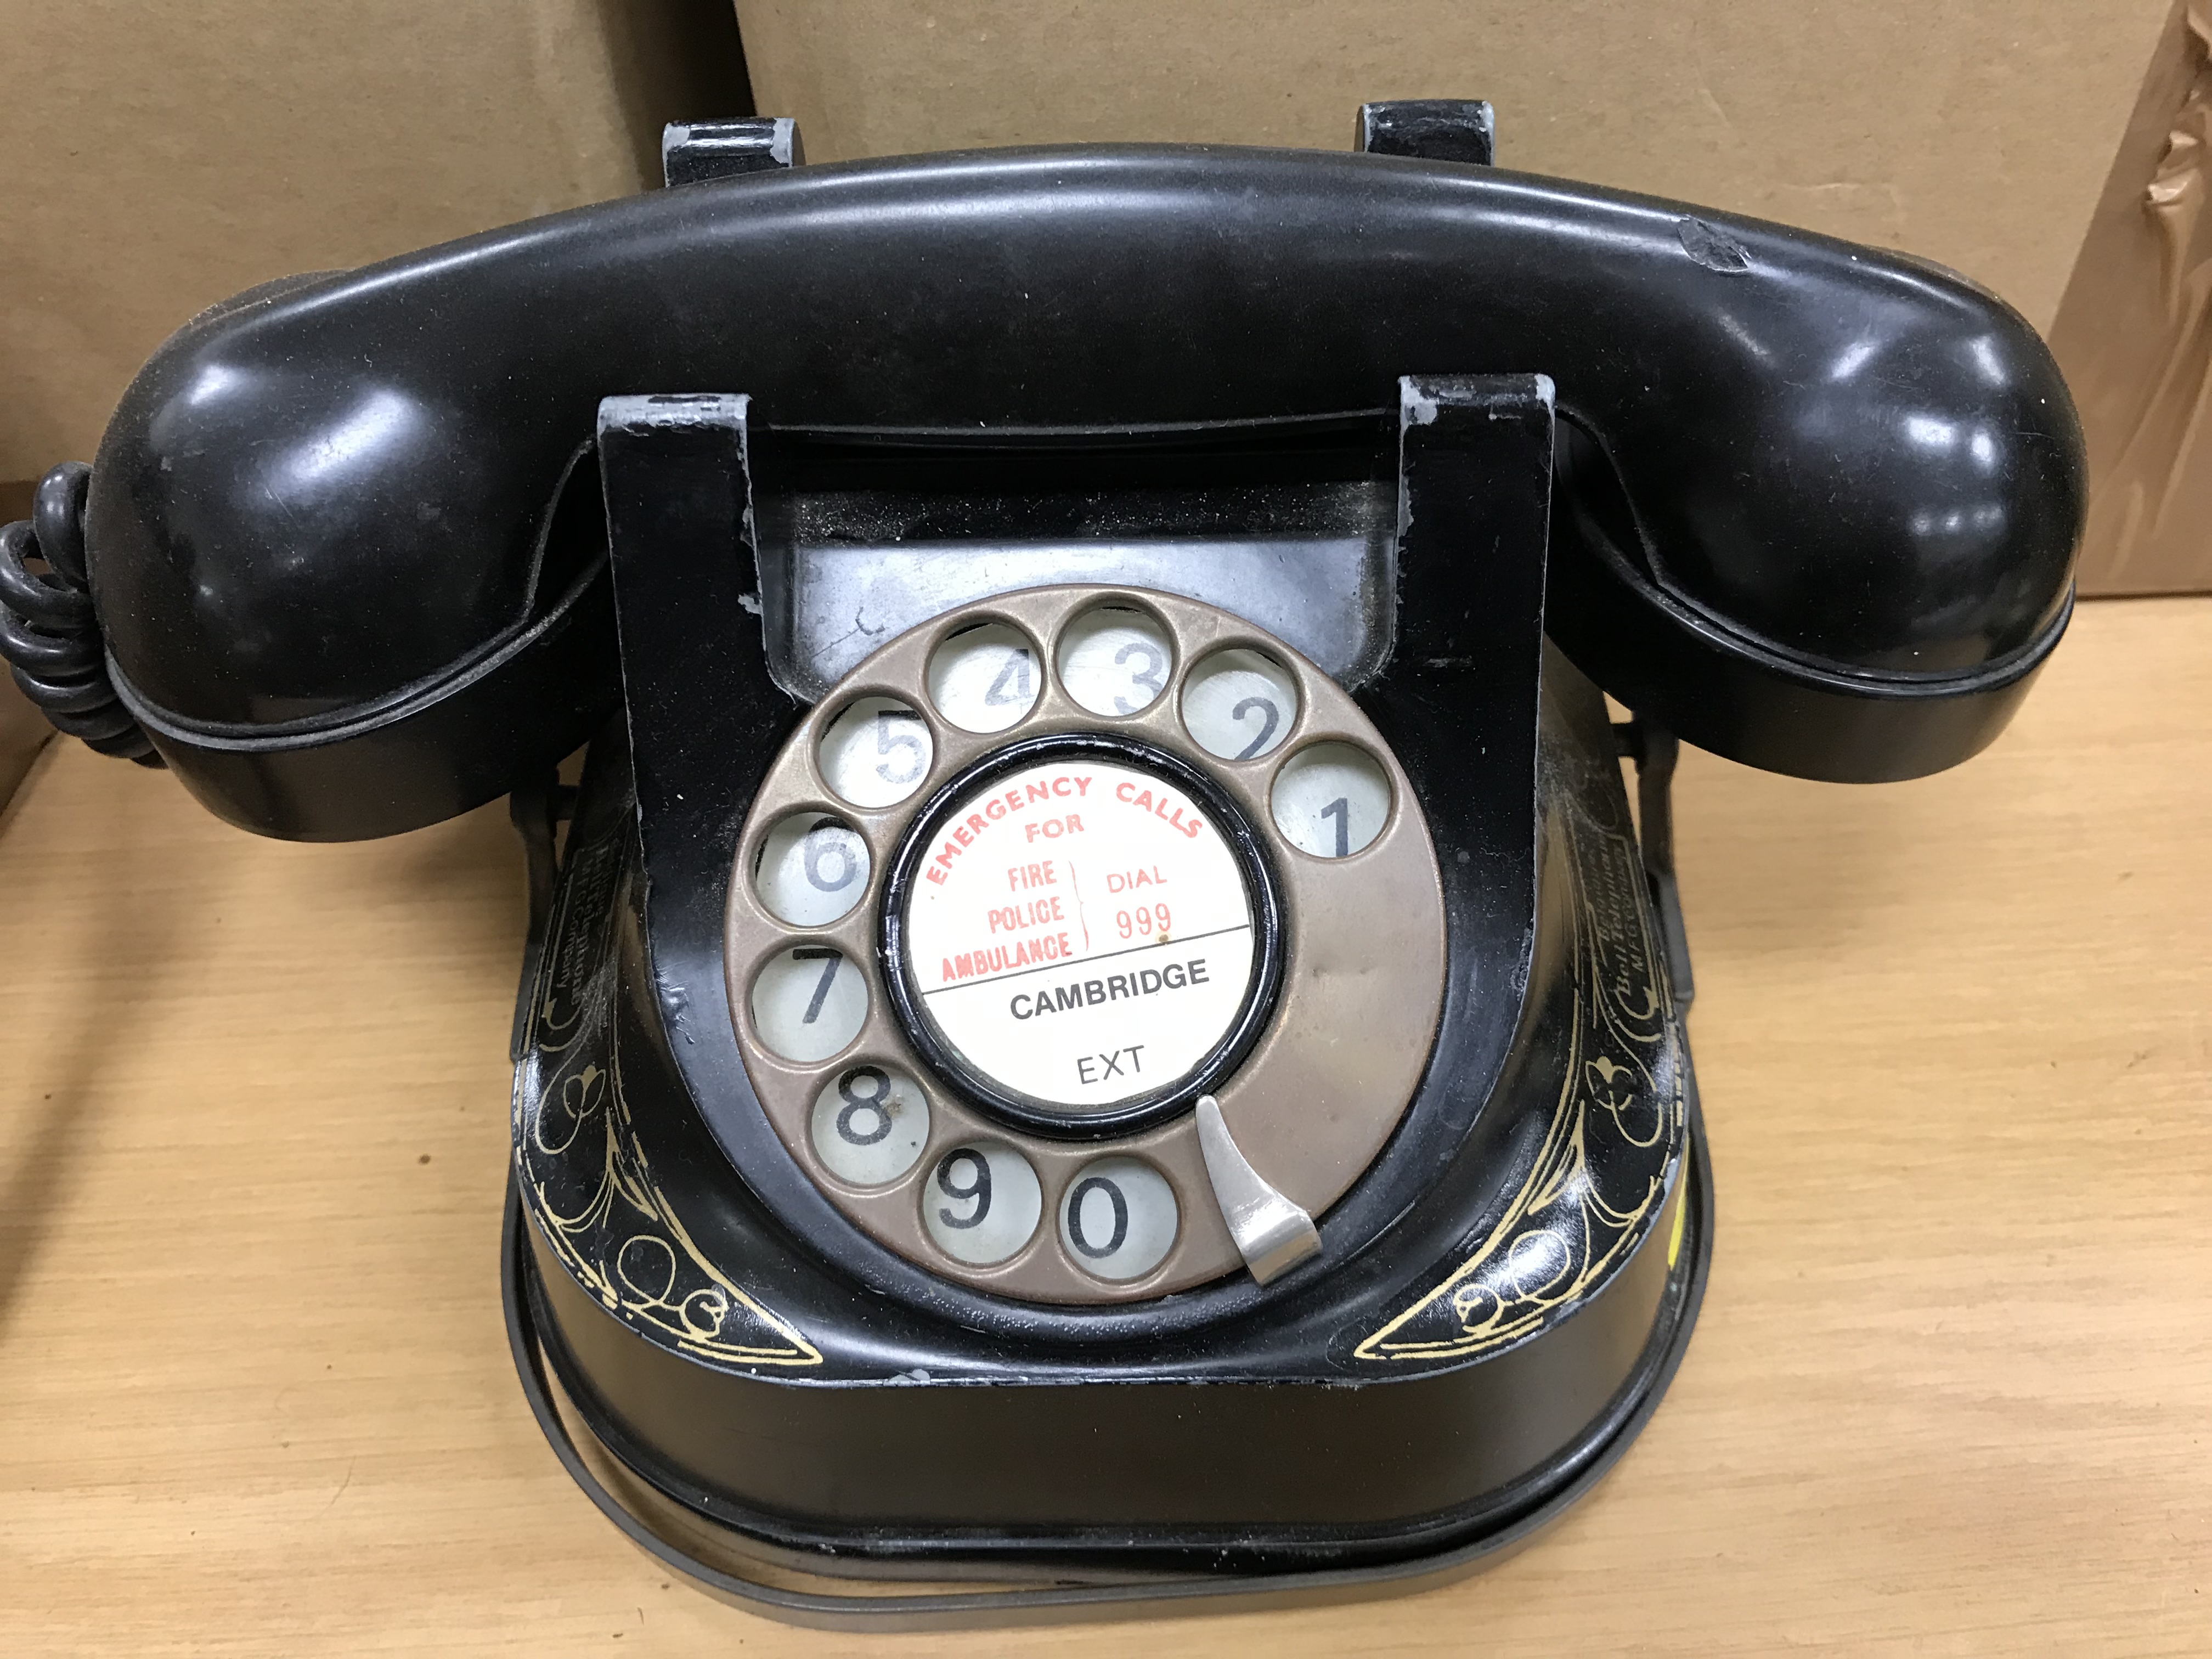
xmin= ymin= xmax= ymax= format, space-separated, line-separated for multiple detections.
xmin=1271 ymin=742 xmax=1390 ymax=859
xmin=1318 ymin=796 xmax=1350 ymax=859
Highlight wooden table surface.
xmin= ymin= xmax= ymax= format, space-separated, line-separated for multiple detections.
xmin=2 ymin=596 xmax=2205 ymax=1657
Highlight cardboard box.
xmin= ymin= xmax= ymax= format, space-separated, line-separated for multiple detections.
xmin=0 ymin=0 xmax=748 ymax=483
xmin=734 ymin=1 xmax=2169 ymax=335
xmin=0 ymin=0 xmax=749 ymax=805
xmin=2049 ymin=0 xmax=2212 ymax=595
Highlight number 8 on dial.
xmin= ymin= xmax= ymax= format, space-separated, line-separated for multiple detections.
xmin=809 ymin=1064 xmax=929 ymax=1184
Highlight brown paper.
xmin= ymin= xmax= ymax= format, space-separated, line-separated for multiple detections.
xmin=0 ymin=0 xmax=747 ymax=482
xmin=735 ymin=0 xmax=2170 ymax=331
xmin=2051 ymin=0 xmax=2212 ymax=594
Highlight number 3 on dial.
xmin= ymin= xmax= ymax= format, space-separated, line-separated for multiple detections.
xmin=1058 ymin=607 xmax=1172 ymax=717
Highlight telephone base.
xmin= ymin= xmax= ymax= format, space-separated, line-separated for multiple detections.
xmin=502 ymin=1105 xmax=1711 ymax=1629
xmin=503 ymin=387 xmax=1706 ymax=1624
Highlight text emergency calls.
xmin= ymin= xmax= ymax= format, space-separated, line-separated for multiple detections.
xmin=900 ymin=756 xmax=1256 ymax=1111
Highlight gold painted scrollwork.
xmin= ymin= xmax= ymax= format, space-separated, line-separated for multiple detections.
xmin=514 ymin=842 xmax=820 ymax=1369
xmin=1354 ymin=809 xmax=1684 ymax=1364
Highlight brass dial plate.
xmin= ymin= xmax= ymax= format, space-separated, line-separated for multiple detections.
xmin=723 ymin=586 xmax=1447 ymax=1304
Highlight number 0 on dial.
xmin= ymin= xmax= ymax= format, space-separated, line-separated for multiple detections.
xmin=1058 ymin=1156 xmax=1178 ymax=1281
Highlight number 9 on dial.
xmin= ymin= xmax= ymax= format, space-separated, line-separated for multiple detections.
xmin=922 ymin=1142 xmax=1041 ymax=1265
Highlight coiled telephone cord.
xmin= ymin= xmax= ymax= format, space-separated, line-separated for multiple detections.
xmin=0 ymin=461 xmax=161 ymax=766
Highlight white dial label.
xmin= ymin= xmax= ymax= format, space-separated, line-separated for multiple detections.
xmin=901 ymin=757 xmax=1255 ymax=1111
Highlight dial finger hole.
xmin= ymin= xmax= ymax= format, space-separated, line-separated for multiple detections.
xmin=809 ymin=1062 xmax=930 ymax=1185
xmin=753 ymin=812 xmax=871 ymax=926
xmin=819 ymin=696 xmax=933 ymax=808
xmin=1181 ymin=647 xmax=1297 ymax=761
xmin=927 ymin=621 xmax=1041 ymax=733
xmin=750 ymin=945 xmax=868 ymax=1062
xmin=921 ymin=1142 xmax=1042 ymax=1265
xmin=1271 ymin=741 xmax=1391 ymax=859
xmin=1058 ymin=1156 xmax=1178 ymax=1282
xmin=1056 ymin=605 xmax=1174 ymax=718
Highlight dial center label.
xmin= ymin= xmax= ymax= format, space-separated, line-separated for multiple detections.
xmin=901 ymin=756 xmax=1255 ymax=1110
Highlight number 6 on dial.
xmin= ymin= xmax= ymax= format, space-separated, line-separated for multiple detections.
xmin=753 ymin=812 xmax=870 ymax=926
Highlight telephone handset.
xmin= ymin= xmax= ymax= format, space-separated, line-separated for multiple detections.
xmin=1 ymin=107 xmax=2083 ymax=1622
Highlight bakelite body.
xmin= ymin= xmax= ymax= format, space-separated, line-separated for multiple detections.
xmin=14 ymin=134 xmax=2085 ymax=1620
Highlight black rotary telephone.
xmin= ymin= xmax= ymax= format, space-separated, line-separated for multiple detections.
xmin=1 ymin=105 xmax=2081 ymax=1626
